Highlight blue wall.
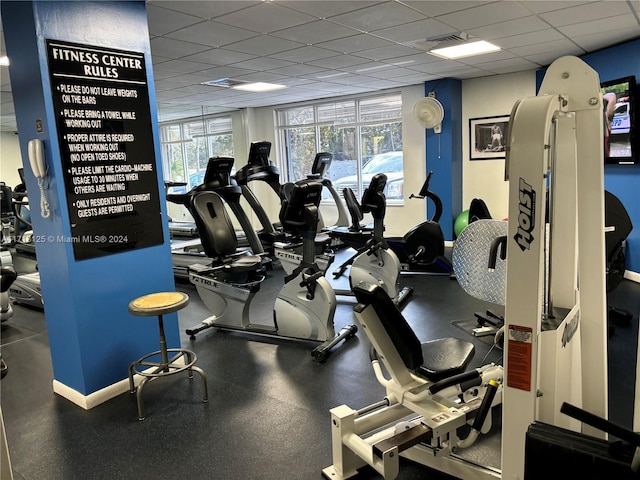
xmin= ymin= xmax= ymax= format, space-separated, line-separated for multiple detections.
xmin=2 ymin=1 xmax=179 ymax=397
xmin=536 ymin=39 xmax=640 ymax=273
xmin=424 ymin=79 xmax=463 ymax=240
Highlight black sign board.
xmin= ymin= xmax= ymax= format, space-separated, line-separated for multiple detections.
xmin=46 ymin=39 xmax=163 ymax=260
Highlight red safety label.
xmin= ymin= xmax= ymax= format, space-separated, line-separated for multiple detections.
xmin=506 ymin=325 xmax=533 ymax=391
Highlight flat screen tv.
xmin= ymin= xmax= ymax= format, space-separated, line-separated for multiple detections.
xmin=600 ymin=75 xmax=637 ymax=164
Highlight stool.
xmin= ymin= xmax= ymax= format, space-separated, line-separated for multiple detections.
xmin=128 ymin=292 xmax=208 ymax=420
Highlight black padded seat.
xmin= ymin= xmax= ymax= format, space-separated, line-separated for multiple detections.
xmin=190 ymin=191 xmax=263 ymax=281
xmin=354 ymin=282 xmax=475 ymax=383
xmin=418 ymin=337 xmax=475 ymax=382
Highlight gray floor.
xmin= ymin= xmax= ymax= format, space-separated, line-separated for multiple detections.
xmin=1 ymin=249 xmax=638 ymax=480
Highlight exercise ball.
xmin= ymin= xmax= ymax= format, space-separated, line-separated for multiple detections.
xmin=454 ymin=210 xmax=469 ymax=237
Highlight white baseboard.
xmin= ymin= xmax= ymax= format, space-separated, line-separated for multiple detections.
xmin=52 ymin=357 xmax=187 ymax=410
xmin=53 ymin=377 xmax=131 ymax=410
xmin=624 ymin=270 xmax=640 ymax=284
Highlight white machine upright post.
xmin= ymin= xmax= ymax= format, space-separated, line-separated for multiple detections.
xmin=502 ymin=56 xmax=607 ymax=479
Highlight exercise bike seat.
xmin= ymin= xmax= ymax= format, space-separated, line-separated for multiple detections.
xmin=190 ymin=191 xmax=263 ymax=279
xmin=354 ymin=281 xmax=474 ymax=382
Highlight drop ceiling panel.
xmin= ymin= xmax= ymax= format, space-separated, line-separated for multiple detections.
xmin=277 ymin=1 xmax=381 ymax=19
xmin=150 ymin=37 xmax=211 ymax=58
xmin=518 ymin=1 xmax=594 ymax=15
xmin=306 ymin=54 xmax=372 ymax=70
xmin=148 ymin=1 xmax=260 ymax=20
xmin=557 ymin=14 xmax=639 ymax=37
xmin=268 ymin=45 xmax=338 ymax=63
xmin=370 ymin=18 xmax=458 ymax=44
xmin=437 ymin=2 xmax=532 ymax=31
xmin=493 ymin=29 xmax=567 ymax=49
xmin=466 ymin=15 xmax=550 ymax=40
xmin=223 ymin=35 xmax=305 ymax=56
xmin=145 ymin=4 xmax=203 ymax=35
xmin=231 ymin=56 xmax=295 ymax=71
xmin=354 ymin=44 xmax=422 ymax=61
xmin=182 ymin=48 xmax=257 ymax=66
xmin=403 ymin=1 xmax=494 ymax=17
xmin=152 ymin=59 xmax=212 ymax=74
xmin=539 ymin=1 xmax=633 ymax=27
xmin=329 ymin=2 xmax=428 ymax=31
xmin=213 ymin=2 xmax=317 ymax=34
xmin=270 ymin=19 xmax=360 ymax=45
xmin=314 ymin=34 xmax=395 ymax=54
xmin=164 ymin=19 xmax=259 ymax=47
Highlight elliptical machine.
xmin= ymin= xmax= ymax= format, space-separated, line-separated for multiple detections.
xmin=167 ymin=156 xmax=269 ymax=278
xmin=331 ymin=173 xmax=413 ymax=308
xmin=329 ymin=171 xmax=452 ymax=275
xmin=185 ymin=178 xmax=357 ymax=362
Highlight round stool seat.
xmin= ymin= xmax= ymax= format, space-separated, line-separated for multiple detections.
xmin=129 ymin=292 xmax=189 ymax=317
xmin=127 ymin=291 xmax=207 ymax=420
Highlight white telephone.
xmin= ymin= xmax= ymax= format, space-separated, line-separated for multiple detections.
xmin=27 ymin=139 xmax=51 ymax=219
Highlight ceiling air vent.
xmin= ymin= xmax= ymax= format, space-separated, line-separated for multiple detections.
xmin=201 ymin=78 xmax=248 ymax=88
xmin=407 ymin=32 xmax=472 ymax=51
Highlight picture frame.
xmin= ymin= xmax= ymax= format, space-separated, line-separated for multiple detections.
xmin=469 ymin=115 xmax=510 ymax=160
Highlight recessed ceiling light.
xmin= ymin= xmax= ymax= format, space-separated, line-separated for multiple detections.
xmin=429 ymin=40 xmax=500 ymax=60
xmin=231 ymin=82 xmax=287 ymax=93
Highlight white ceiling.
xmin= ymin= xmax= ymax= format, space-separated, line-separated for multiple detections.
xmin=1 ymin=0 xmax=640 ymax=131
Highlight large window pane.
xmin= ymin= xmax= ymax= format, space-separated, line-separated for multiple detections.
xmin=318 ymin=100 xmax=355 ymax=124
xmin=277 ymin=93 xmax=403 ymax=204
xmin=360 ymin=94 xmax=402 ymax=122
xmin=284 ymin=126 xmax=316 ymax=181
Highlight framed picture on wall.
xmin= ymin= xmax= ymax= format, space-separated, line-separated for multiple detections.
xmin=470 ymin=115 xmax=510 ymax=160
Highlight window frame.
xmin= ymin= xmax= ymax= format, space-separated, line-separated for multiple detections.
xmin=275 ymin=91 xmax=404 ymax=205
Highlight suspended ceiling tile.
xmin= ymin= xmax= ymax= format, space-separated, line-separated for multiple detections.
xmin=191 ymin=65 xmax=255 ymax=81
xmin=539 ymin=1 xmax=634 ymax=27
xmin=223 ymin=35 xmax=305 ymax=56
xmin=145 ymin=4 xmax=203 ymax=36
xmin=493 ymin=29 xmax=566 ymax=49
xmin=508 ymin=38 xmax=582 ymax=57
xmin=314 ymin=34 xmax=395 ymax=54
xmin=163 ymin=19 xmax=260 ymax=47
xmin=230 ymin=56 xmax=295 ymax=71
xmin=270 ymin=19 xmax=360 ymax=45
xmin=518 ymin=1 xmax=595 ymax=15
xmin=370 ymin=18 xmax=457 ymax=44
xmin=354 ymin=44 xmax=421 ymax=61
xmin=181 ymin=48 xmax=258 ymax=66
xmin=479 ymin=57 xmax=541 ymax=74
xmin=150 ymin=36 xmax=211 ymax=58
xmin=403 ymin=1 xmax=494 ymax=17
xmin=151 ymin=59 xmax=212 ymax=74
xmin=570 ymin=26 xmax=640 ymax=52
xmin=214 ymin=2 xmax=317 ymax=34
xmin=437 ymin=2 xmax=532 ymax=30
xmin=557 ymin=14 xmax=639 ymax=38
xmin=268 ymin=45 xmax=338 ymax=63
xmin=148 ymin=1 xmax=260 ymax=20
xmin=329 ymin=2 xmax=428 ymax=32
xmin=456 ymin=50 xmax=518 ymax=66
xmin=277 ymin=1 xmax=381 ymax=19
xmin=306 ymin=54 xmax=371 ymax=70
xmin=266 ymin=63 xmax=326 ymax=77
xmin=466 ymin=15 xmax=550 ymax=40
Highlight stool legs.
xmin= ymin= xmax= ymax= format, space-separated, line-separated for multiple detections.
xmin=128 ymin=314 xmax=208 ymax=421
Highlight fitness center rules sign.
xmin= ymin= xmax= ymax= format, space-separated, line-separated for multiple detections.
xmin=46 ymin=39 xmax=164 ymax=260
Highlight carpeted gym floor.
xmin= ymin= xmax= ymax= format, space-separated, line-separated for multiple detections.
xmin=1 ymin=247 xmax=638 ymax=480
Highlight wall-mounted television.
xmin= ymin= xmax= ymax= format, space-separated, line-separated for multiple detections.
xmin=600 ymin=75 xmax=637 ymax=164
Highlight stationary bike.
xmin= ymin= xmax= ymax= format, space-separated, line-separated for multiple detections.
xmin=329 ymin=171 xmax=452 ymax=274
xmin=331 ymin=173 xmax=413 ymax=307
xmin=185 ymin=179 xmax=357 ymax=362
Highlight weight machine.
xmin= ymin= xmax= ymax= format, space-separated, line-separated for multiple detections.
xmin=323 ymin=56 xmax=617 ymax=479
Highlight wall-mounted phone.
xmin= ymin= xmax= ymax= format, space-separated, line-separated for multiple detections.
xmin=27 ymin=139 xmax=51 ymax=219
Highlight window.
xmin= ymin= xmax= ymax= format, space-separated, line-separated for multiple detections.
xmin=159 ymin=116 xmax=234 ymax=193
xmin=276 ymin=93 xmax=403 ymax=201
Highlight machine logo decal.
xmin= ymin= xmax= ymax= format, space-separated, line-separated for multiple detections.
xmin=514 ymin=177 xmax=536 ymax=251
xmin=561 ymin=311 xmax=580 ymax=347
